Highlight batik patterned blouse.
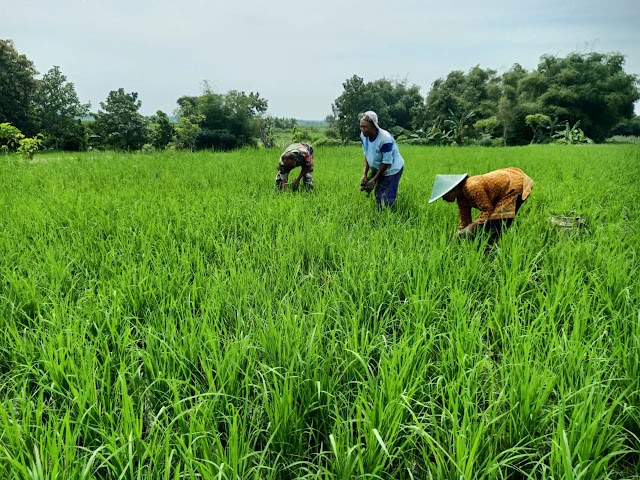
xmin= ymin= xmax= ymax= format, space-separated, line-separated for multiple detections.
xmin=456 ymin=167 xmax=534 ymax=230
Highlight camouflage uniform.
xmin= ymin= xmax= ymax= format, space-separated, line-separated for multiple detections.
xmin=275 ymin=143 xmax=314 ymax=190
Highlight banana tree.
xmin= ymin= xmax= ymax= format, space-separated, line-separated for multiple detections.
xmin=445 ymin=109 xmax=475 ymax=146
xmin=553 ymin=120 xmax=593 ymax=144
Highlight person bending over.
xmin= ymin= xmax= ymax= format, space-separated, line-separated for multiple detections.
xmin=275 ymin=142 xmax=314 ymax=191
xmin=358 ymin=111 xmax=405 ymax=209
xmin=429 ymin=167 xmax=534 ymax=240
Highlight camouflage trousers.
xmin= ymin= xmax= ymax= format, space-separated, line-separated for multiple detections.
xmin=274 ymin=170 xmax=314 ymax=191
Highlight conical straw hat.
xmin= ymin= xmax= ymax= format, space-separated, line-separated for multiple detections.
xmin=428 ymin=174 xmax=468 ymax=203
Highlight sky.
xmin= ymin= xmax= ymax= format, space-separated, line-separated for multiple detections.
xmin=2 ymin=0 xmax=639 ymax=120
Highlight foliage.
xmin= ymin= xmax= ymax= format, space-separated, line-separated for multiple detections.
xmin=464 ymin=133 xmax=501 ymax=147
xmin=0 ymin=39 xmax=38 ymax=134
xmin=324 ymin=114 xmax=336 ymax=127
xmin=608 ymin=115 xmax=640 ymax=137
xmin=32 ymin=66 xmax=90 ymax=150
xmin=413 ymin=66 xmax=501 ymax=134
xmin=0 ymin=122 xmax=44 ymax=159
xmin=403 ymin=120 xmax=453 ymax=146
xmin=474 ymin=116 xmax=500 ymax=138
xmin=291 ymin=125 xmax=312 ymax=143
xmin=175 ymin=89 xmax=268 ymax=150
xmin=149 ymin=110 xmax=175 ymax=150
xmin=325 ymin=128 xmax=339 ymax=139
xmin=174 ymin=98 xmax=203 ymax=151
xmin=92 ymin=88 xmax=149 ymax=150
xmin=370 ymin=78 xmax=423 ymax=130
xmin=0 ymin=122 xmax=25 ymax=150
xmin=331 ymin=75 xmax=386 ymax=141
xmin=520 ymin=52 xmax=640 ymax=142
xmin=407 ymin=53 xmax=639 ymax=146
xmin=0 ymin=146 xmax=638 ymax=478
xmin=17 ymin=133 xmax=44 ymax=159
xmin=313 ymin=137 xmax=348 ymax=147
xmin=272 ymin=117 xmax=298 ymax=129
xmin=444 ymin=109 xmax=475 ymax=145
xmin=58 ymin=119 xmax=89 ymax=151
xmin=256 ymin=116 xmax=275 ymax=148
xmin=331 ymin=75 xmax=423 ymax=141
xmin=497 ymin=86 xmax=519 ymax=146
xmin=553 ymin=120 xmax=593 ymax=144
xmin=140 ymin=143 xmax=156 ymax=153
xmin=605 ymin=135 xmax=640 ymax=144
xmin=525 ymin=113 xmax=552 ymax=144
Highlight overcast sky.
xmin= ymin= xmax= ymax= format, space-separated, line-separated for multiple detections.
xmin=2 ymin=0 xmax=639 ymax=119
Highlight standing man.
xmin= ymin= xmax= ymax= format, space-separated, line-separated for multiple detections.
xmin=359 ymin=111 xmax=405 ymax=209
xmin=275 ymin=142 xmax=314 ymax=191
xmin=428 ymin=167 xmax=534 ymax=239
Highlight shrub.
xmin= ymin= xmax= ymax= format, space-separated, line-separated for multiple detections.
xmin=313 ymin=138 xmax=347 ymax=147
xmin=17 ymin=134 xmax=44 ymax=160
xmin=0 ymin=122 xmax=24 ymax=150
xmin=605 ymin=135 xmax=640 ymax=144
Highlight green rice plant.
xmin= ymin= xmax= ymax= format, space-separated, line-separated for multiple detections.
xmin=0 ymin=144 xmax=639 ymax=479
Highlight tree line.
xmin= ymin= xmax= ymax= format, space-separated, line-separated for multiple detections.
xmin=1 ymin=38 xmax=639 ymax=154
xmin=330 ymin=54 xmax=639 ymax=145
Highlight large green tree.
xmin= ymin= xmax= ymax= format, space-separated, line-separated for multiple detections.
xmin=174 ymin=98 xmax=203 ymax=151
xmin=332 ymin=76 xmax=381 ymax=141
xmin=370 ymin=78 xmax=423 ymax=131
xmin=519 ymin=52 xmax=639 ymax=142
xmin=0 ymin=40 xmax=37 ymax=134
xmin=149 ymin=110 xmax=175 ymax=149
xmin=92 ymin=88 xmax=149 ymax=150
xmin=609 ymin=116 xmax=640 ymax=137
xmin=175 ymin=89 xmax=268 ymax=150
xmin=331 ymin=75 xmax=423 ymax=141
xmin=412 ymin=66 xmax=501 ymax=133
xmin=33 ymin=66 xmax=90 ymax=150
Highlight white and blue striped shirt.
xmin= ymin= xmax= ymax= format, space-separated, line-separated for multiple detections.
xmin=360 ymin=128 xmax=404 ymax=176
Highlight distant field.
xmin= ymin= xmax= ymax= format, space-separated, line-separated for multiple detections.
xmin=1 ymin=145 xmax=639 ymax=479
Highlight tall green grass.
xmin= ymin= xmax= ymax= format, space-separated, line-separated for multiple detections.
xmin=1 ymin=145 xmax=639 ymax=479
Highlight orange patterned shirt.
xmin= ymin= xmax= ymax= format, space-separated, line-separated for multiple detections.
xmin=456 ymin=168 xmax=534 ymax=231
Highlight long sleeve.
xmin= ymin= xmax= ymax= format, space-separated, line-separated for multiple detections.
xmin=456 ymin=198 xmax=473 ymax=230
xmin=462 ymin=177 xmax=498 ymax=225
xmin=469 ymin=188 xmax=495 ymax=224
xmin=457 ymin=169 xmax=534 ymax=226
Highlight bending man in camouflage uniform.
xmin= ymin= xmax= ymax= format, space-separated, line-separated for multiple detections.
xmin=275 ymin=143 xmax=314 ymax=191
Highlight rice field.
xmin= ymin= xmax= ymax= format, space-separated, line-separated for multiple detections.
xmin=0 ymin=144 xmax=639 ymax=479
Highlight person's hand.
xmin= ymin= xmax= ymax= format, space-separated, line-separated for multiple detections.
xmin=360 ymin=175 xmax=368 ymax=187
xmin=292 ymin=179 xmax=300 ymax=192
xmin=360 ymin=180 xmax=375 ymax=193
xmin=455 ymin=224 xmax=476 ymax=239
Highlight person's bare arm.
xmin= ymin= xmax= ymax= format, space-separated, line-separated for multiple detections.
xmin=368 ymin=163 xmax=389 ymax=185
xmin=292 ymin=165 xmax=312 ymax=189
xmin=361 ymin=156 xmax=370 ymax=186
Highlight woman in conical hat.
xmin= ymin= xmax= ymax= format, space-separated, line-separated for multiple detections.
xmin=429 ymin=168 xmax=534 ymax=239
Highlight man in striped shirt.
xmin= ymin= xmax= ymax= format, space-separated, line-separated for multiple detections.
xmin=359 ymin=111 xmax=405 ymax=209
